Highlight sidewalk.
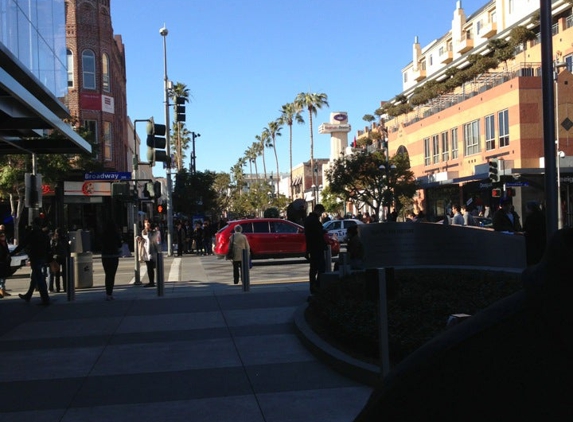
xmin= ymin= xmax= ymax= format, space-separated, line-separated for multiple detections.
xmin=0 ymin=255 xmax=372 ymax=422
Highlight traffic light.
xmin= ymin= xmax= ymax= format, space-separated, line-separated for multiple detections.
xmin=146 ymin=117 xmax=169 ymax=166
xmin=153 ymin=181 xmax=162 ymax=198
xmin=488 ymin=157 xmax=499 ymax=182
xmin=506 ymin=187 xmax=515 ymax=197
xmin=25 ymin=173 xmax=42 ymax=208
xmin=492 ymin=188 xmax=502 ymax=197
xmin=175 ymin=97 xmax=186 ymax=122
xmin=156 ymin=204 xmax=164 ymax=214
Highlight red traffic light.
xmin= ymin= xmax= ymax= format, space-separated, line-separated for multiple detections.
xmin=157 ymin=205 xmax=164 ymax=213
xmin=492 ymin=188 xmax=502 ymax=197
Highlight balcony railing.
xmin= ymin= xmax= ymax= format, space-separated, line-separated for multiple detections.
xmin=386 ymin=63 xmax=541 ymax=132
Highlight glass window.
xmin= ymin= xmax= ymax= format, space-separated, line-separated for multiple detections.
xmin=441 ymin=131 xmax=449 ymax=161
xmin=499 ymin=109 xmax=509 ymax=147
xmin=345 ymin=221 xmax=357 ymax=228
xmin=464 ymin=120 xmax=480 ymax=156
xmin=67 ymin=49 xmax=74 ymax=87
xmin=240 ymin=223 xmax=253 ymax=233
xmin=102 ymin=53 xmax=110 ymax=92
xmin=84 ymin=120 xmax=98 ymax=159
xmin=103 ymin=121 xmax=112 ymax=161
xmin=252 ymin=222 xmax=269 ymax=233
xmin=82 ymin=50 xmax=96 ymax=89
xmin=451 ymin=128 xmax=459 ymax=159
xmin=271 ymin=222 xmax=297 ymax=234
xmin=424 ymin=138 xmax=431 ymax=166
xmin=485 ymin=114 xmax=496 ymax=150
xmin=432 ymin=135 xmax=439 ymax=164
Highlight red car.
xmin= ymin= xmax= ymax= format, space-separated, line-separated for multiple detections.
xmin=214 ymin=218 xmax=340 ymax=260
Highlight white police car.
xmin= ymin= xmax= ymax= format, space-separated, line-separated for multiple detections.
xmin=322 ymin=219 xmax=364 ymax=243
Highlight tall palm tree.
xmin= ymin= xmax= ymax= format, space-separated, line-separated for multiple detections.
xmin=263 ymin=120 xmax=282 ymax=195
xmin=279 ymin=102 xmax=304 ymax=199
xmin=294 ymin=92 xmax=329 ymax=194
xmin=171 ymin=82 xmax=191 ymax=171
xmin=255 ymin=132 xmax=269 ymax=179
xmin=244 ymin=145 xmax=256 ymax=178
xmin=250 ymin=141 xmax=261 ymax=177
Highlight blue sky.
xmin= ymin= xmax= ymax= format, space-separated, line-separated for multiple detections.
xmin=111 ymin=0 xmax=486 ymax=177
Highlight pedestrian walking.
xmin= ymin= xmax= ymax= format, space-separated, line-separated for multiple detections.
xmin=101 ymin=220 xmax=123 ymax=300
xmin=136 ymin=219 xmax=161 ymax=288
xmin=228 ymin=225 xmax=250 ymax=285
xmin=12 ymin=217 xmax=51 ymax=306
xmin=304 ymin=204 xmax=327 ymax=295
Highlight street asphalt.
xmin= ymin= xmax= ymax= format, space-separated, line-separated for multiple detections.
xmin=0 ymin=253 xmax=373 ymax=422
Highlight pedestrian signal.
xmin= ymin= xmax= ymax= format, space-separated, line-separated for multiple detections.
xmin=488 ymin=158 xmax=499 ymax=182
xmin=492 ymin=188 xmax=502 ymax=197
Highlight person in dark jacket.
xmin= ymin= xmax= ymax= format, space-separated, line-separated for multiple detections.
xmin=48 ymin=228 xmax=68 ymax=293
xmin=175 ymin=221 xmax=186 ymax=257
xmin=101 ymin=220 xmax=123 ymax=300
xmin=12 ymin=217 xmax=51 ymax=306
xmin=492 ymin=198 xmax=522 ymax=232
xmin=304 ymin=204 xmax=327 ymax=295
xmin=0 ymin=231 xmax=11 ymax=298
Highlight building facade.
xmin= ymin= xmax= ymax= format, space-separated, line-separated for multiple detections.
xmin=64 ymin=0 xmax=129 ymax=171
xmin=359 ymin=0 xmax=573 ymax=225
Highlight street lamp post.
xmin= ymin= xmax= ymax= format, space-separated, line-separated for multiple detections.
xmin=160 ymin=25 xmax=174 ymax=256
xmin=554 ymin=56 xmax=567 ymax=229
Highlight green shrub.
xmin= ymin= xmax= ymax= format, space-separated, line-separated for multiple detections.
xmin=307 ymin=269 xmax=523 ymax=365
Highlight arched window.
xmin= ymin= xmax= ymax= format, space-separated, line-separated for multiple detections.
xmin=66 ymin=49 xmax=74 ymax=87
xmin=102 ymin=53 xmax=110 ymax=92
xmin=82 ymin=50 xmax=96 ymax=89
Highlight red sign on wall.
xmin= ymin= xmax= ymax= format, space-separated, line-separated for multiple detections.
xmin=80 ymin=93 xmax=101 ymax=110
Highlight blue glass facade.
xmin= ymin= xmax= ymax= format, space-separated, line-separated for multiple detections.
xmin=0 ymin=0 xmax=66 ymax=97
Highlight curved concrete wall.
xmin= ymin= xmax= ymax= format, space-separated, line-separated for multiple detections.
xmin=360 ymin=222 xmax=526 ymax=270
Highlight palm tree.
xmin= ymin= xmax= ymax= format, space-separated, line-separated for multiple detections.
xmin=250 ymin=141 xmax=261 ymax=177
xmin=244 ymin=145 xmax=256 ymax=178
xmin=171 ymin=82 xmax=191 ymax=171
xmin=255 ymin=132 xmax=269 ymax=179
xmin=294 ymin=92 xmax=329 ymax=193
xmin=279 ymin=102 xmax=304 ymax=198
xmin=263 ymin=120 xmax=282 ymax=194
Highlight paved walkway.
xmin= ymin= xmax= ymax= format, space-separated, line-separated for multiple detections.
xmin=0 ymin=256 xmax=372 ymax=422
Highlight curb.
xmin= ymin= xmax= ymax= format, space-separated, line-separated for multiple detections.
xmin=293 ymin=303 xmax=381 ymax=387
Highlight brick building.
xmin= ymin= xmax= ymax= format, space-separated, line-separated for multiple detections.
xmin=64 ymin=0 xmax=129 ymax=172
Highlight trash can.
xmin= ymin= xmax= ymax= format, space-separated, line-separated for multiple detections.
xmin=71 ymin=252 xmax=93 ymax=288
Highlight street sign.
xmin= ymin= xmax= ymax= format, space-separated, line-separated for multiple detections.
xmin=505 ymin=181 xmax=529 ymax=187
xmin=84 ymin=172 xmax=131 ymax=181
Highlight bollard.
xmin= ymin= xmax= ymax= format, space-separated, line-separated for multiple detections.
xmin=67 ymin=256 xmax=75 ymax=301
xmin=241 ymin=249 xmax=250 ymax=292
xmin=324 ymin=245 xmax=332 ymax=273
xmin=156 ymin=251 xmax=164 ymax=297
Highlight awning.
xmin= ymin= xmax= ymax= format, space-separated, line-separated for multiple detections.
xmin=0 ymin=45 xmax=91 ymax=155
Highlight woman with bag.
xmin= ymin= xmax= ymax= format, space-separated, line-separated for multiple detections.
xmin=228 ymin=225 xmax=250 ymax=285
xmin=136 ymin=219 xmax=160 ymax=288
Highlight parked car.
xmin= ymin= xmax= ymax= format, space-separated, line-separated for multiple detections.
xmin=322 ymin=218 xmax=364 ymax=242
xmin=8 ymin=244 xmax=29 ymax=276
xmin=214 ymin=218 xmax=340 ymax=260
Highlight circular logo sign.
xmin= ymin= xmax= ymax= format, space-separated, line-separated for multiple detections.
xmin=333 ymin=113 xmax=347 ymax=122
